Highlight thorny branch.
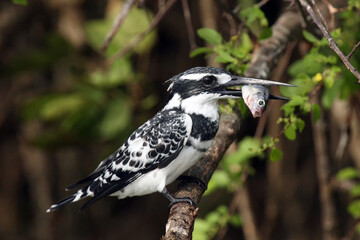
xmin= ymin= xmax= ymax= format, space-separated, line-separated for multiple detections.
xmin=164 ymin=7 xmax=304 ymax=240
xmin=298 ymin=0 xmax=360 ymax=83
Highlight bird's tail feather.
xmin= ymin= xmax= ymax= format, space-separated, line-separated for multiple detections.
xmin=46 ymin=189 xmax=89 ymax=213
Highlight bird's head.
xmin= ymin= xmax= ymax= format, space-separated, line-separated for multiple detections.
xmin=167 ymin=67 xmax=242 ymax=101
xmin=166 ymin=67 xmax=293 ymax=103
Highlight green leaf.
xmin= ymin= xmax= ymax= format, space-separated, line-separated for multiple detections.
xmin=303 ymin=30 xmax=319 ymax=43
xmin=240 ymin=32 xmax=253 ymax=53
xmin=296 ymin=118 xmax=305 ymax=133
xmin=193 ymin=219 xmax=211 ymax=240
xmin=281 ymin=96 xmax=308 ymax=116
xmin=240 ymin=5 xmax=268 ymax=26
xmin=216 ymin=50 xmax=236 ymax=63
xmin=89 ymin=57 xmax=133 ymax=88
xmin=13 ymin=0 xmax=27 ymax=5
xmin=98 ymin=99 xmax=130 ymax=140
xmin=193 ymin=205 xmax=230 ymax=240
xmin=270 ymin=148 xmax=283 ymax=161
xmin=40 ymin=94 xmax=85 ymax=120
xmin=190 ymin=47 xmax=213 ymax=58
xmin=348 ymin=200 xmax=360 ymax=219
xmin=349 ymin=0 xmax=360 ymax=9
xmin=321 ymin=78 xmax=342 ymax=108
xmin=259 ymin=27 xmax=272 ymax=40
xmin=350 ymin=184 xmax=360 ymax=197
xmin=205 ymin=170 xmax=231 ymax=195
xmin=312 ymin=104 xmax=321 ymax=124
xmin=197 ymin=28 xmax=222 ymax=45
xmin=288 ymin=54 xmax=325 ymax=77
xmin=280 ymin=75 xmax=315 ymax=98
xmin=238 ymin=100 xmax=249 ymax=117
xmin=336 ymin=167 xmax=359 ymax=180
xmin=284 ymin=124 xmax=297 ymax=140
xmin=229 ymin=214 xmax=242 ymax=227
xmin=227 ymin=137 xmax=263 ymax=164
xmin=356 ymin=223 xmax=360 ymax=235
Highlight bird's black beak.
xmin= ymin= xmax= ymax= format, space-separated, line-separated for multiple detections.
xmin=226 ymin=76 xmax=296 ymax=87
xmin=216 ymin=76 xmax=296 ymax=99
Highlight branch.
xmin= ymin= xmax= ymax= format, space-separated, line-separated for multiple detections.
xmin=164 ymin=113 xmax=240 ymax=240
xmin=181 ymin=0 xmax=197 ymax=51
xmin=107 ymin=0 xmax=178 ymax=66
xmin=244 ymin=10 xmax=304 ymax=78
xmin=347 ymin=41 xmax=360 ymax=60
xmin=298 ymin=0 xmax=360 ymax=83
xmin=164 ymin=7 xmax=305 ymax=240
xmin=100 ymin=0 xmax=137 ymax=53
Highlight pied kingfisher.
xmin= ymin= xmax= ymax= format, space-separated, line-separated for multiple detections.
xmin=47 ymin=67 xmax=292 ymax=212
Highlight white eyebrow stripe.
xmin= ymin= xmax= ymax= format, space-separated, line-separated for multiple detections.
xmin=179 ymin=73 xmax=232 ymax=84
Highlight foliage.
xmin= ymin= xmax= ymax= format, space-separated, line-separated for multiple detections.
xmin=20 ymin=4 xmax=156 ymax=147
xmin=193 ymin=205 xmax=241 ymax=240
xmin=191 ymin=28 xmax=253 ymax=75
xmin=239 ymin=5 xmax=272 ymax=39
xmin=193 ymin=2 xmax=360 ymax=239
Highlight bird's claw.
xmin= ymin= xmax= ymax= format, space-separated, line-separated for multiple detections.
xmin=177 ymin=175 xmax=207 ymax=193
xmin=168 ymin=196 xmax=197 ymax=209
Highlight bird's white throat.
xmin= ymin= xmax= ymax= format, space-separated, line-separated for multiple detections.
xmin=163 ymin=93 xmax=220 ymax=121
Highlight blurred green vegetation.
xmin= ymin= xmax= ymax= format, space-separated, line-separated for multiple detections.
xmin=17 ymin=4 xmax=156 ymax=148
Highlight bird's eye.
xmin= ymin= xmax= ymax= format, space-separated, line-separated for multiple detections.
xmin=257 ymin=99 xmax=265 ymax=107
xmin=202 ymin=75 xmax=216 ymax=86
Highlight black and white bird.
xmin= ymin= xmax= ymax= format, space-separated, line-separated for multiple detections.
xmin=47 ymin=67 xmax=293 ymax=212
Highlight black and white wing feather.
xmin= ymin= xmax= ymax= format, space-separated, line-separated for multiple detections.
xmin=47 ymin=110 xmax=192 ymax=212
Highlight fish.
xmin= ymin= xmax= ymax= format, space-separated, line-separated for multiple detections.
xmin=242 ymin=85 xmax=270 ymax=118
xmin=241 ymin=83 xmax=293 ymax=118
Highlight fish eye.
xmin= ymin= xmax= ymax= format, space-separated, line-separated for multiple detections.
xmin=202 ymin=75 xmax=216 ymax=86
xmin=258 ymin=99 xmax=265 ymax=106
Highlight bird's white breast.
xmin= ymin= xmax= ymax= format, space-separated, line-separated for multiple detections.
xmin=111 ymin=144 xmax=209 ymax=199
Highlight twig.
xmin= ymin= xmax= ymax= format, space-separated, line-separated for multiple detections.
xmin=100 ymin=0 xmax=137 ymax=53
xmin=310 ymin=93 xmax=338 ymax=240
xmin=181 ymin=0 xmax=197 ymax=51
xmin=107 ymin=0 xmax=178 ymax=66
xmin=322 ymin=0 xmax=348 ymax=14
xmin=298 ymin=0 xmax=360 ymax=83
xmin=257 ymin=0 xmax=270 ymax=8
xmin=321 ymin=0 xmax=347 ymax=30
xmin=347 ymin=41 xmax=360 ymax=60
xmin=309 ymin=0 xmax=329 ymax=30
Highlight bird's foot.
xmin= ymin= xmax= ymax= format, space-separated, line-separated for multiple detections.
xmin=162 ymin=187 xmax=197 ymax=208
xmin=177 ymin=175 xmax=207 ymax=193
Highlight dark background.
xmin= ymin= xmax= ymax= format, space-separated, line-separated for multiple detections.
xmin=0 ymin=0 xmax=359 ymax=239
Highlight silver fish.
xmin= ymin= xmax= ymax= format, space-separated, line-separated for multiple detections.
xmin=242 ymin=85 xmax=270 ymax=118
xmin=221 ymin=76 xmax=295 ymax=117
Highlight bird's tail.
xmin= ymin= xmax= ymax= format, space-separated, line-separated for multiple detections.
xmin=46 ymin=188 xmax=90 ymax=213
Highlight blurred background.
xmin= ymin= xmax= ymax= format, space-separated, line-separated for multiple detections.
xmin=1 ymin=0 xmax=360 ymax=239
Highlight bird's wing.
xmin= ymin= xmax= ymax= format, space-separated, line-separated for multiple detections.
xmin=52 ymin=111 xmax=193 ymax=211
